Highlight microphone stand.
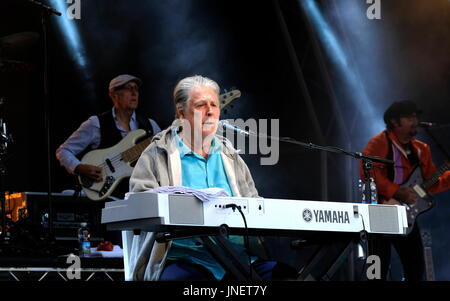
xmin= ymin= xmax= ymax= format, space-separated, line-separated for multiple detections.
xmin=29 ymin=0 xmax=62 ymax=251
xmin=0 ymin=141 xmax=9 ymax=247
xmin=0 ymin=153 xmax=8 ymax=250
xmin=0 ymin=99 xmax=13 ymax=252
xmin=219 ymin=124 xmax=393 ymax=203
xmin=277 ymin=136 xmax=392 ymax=204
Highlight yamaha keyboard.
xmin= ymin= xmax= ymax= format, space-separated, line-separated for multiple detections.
xmin=101 ymin=193 xmax=408 ymax=235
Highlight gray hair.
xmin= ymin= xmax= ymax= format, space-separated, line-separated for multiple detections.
xmin=173 ymin=75 xmax=220 ymax=117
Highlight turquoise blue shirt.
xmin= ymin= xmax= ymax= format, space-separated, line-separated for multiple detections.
xmin=167 ymin=130 xmax=251 ymax=280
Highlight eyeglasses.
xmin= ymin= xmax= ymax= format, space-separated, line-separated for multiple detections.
xmin=115 ymin=85 xmax=139 ymax=92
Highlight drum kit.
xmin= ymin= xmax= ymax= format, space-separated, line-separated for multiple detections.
xmin=0 ymin=31 xmax=39 ymax=73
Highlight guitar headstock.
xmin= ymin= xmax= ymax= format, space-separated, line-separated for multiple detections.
xmin=219 ymin=89 xmax=241 ymax=110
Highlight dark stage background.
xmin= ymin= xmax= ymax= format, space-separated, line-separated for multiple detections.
xmin=0 ymin=0 xmax=449 ymax=280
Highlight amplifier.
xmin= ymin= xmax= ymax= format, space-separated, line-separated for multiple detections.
xmin=24 ymin=191 xmax=108 ymax=243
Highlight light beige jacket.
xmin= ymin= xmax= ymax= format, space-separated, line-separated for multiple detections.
xmin=124 ymin=122 xmax=259 ymax=280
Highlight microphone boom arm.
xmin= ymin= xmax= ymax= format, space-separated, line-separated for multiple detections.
xmin=218 ymin=120 xmax=393 ymax=165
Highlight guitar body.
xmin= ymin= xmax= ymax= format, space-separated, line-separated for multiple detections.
xmin=79 ymin=129 xmax=147 ymax=201
xmin=389 ymin=167 xmax=435 ymax=235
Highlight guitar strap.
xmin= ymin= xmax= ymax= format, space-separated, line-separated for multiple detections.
xmin=384 ymin=131 xmax=420 ymax=184
xmin=135 ymin=112 xmax=154 ymax=137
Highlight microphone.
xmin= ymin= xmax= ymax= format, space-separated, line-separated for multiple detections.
xmin=418 ymin=122 xmax=438 ymax=128
xmin=218 ymin=120 xmax=250 ymax=136
xmin=27 ymin=0 xmax=62 ymax=16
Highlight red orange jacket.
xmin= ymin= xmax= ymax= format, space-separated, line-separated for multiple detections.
xmin=361 ymin=130 xmax=450 ymax=202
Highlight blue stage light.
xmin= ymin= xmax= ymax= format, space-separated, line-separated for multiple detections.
xmin=300 ymin=0 xmax=384 ymax=135
xmin=46 ymin=0 xmax=95 ymax=100
xmin=47 ymin=0 xmax=88 ymax=71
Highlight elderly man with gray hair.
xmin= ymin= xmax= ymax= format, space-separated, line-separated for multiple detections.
xmin=126 ymin=75 xmax=296 ymax=280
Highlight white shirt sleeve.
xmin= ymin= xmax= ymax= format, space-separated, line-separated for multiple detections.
xmin=55 ymin=116 xmax=101 ymax=173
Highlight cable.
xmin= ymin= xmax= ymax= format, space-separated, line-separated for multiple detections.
xmin=359 ymin=211 xmax=366 ymax=233
xmin=358 ymin=213 xmax=369 ymax=281
xmin=224 ymin=203 xmax=252 ymax=280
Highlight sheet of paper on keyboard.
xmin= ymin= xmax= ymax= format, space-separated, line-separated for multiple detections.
xmin=125 ymin=186 xmax=229 ymax=202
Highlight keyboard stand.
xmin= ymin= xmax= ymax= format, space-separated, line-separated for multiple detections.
xmin=297 ymin=232 xmax=362 ymax=281
xmin=155 ymin=224 xmax=261 ymax=280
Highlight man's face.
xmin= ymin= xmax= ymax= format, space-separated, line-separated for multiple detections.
xmin=392 ymin=114 xmax=418 ymax=140
xmin=111 ymin=81 xmax=139 ymax=111
xmin=179 ymin=85 xmax=220 ymax=139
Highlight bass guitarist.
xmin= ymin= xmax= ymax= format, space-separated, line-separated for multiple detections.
xmin=360 ymin=100 xmax=450 ymax=281
xmin=56 ymin=74 xmax=162 ymax=199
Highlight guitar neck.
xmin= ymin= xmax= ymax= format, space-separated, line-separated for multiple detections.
xmin=422 ymin=161 xmax=450 ymax=191
xmin=121 ymin=137 xmax=152 ymax=163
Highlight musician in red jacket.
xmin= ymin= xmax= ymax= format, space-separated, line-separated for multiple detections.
xmin=361 ymin=100 xmax=450 ymax=281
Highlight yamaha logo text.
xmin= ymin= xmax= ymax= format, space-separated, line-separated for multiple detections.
xmin=303 ymin=209 xmax=350 ymax=224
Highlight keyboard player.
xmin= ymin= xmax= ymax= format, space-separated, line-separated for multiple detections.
xmin=126 ymin=75 xmax=297 ymax=281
